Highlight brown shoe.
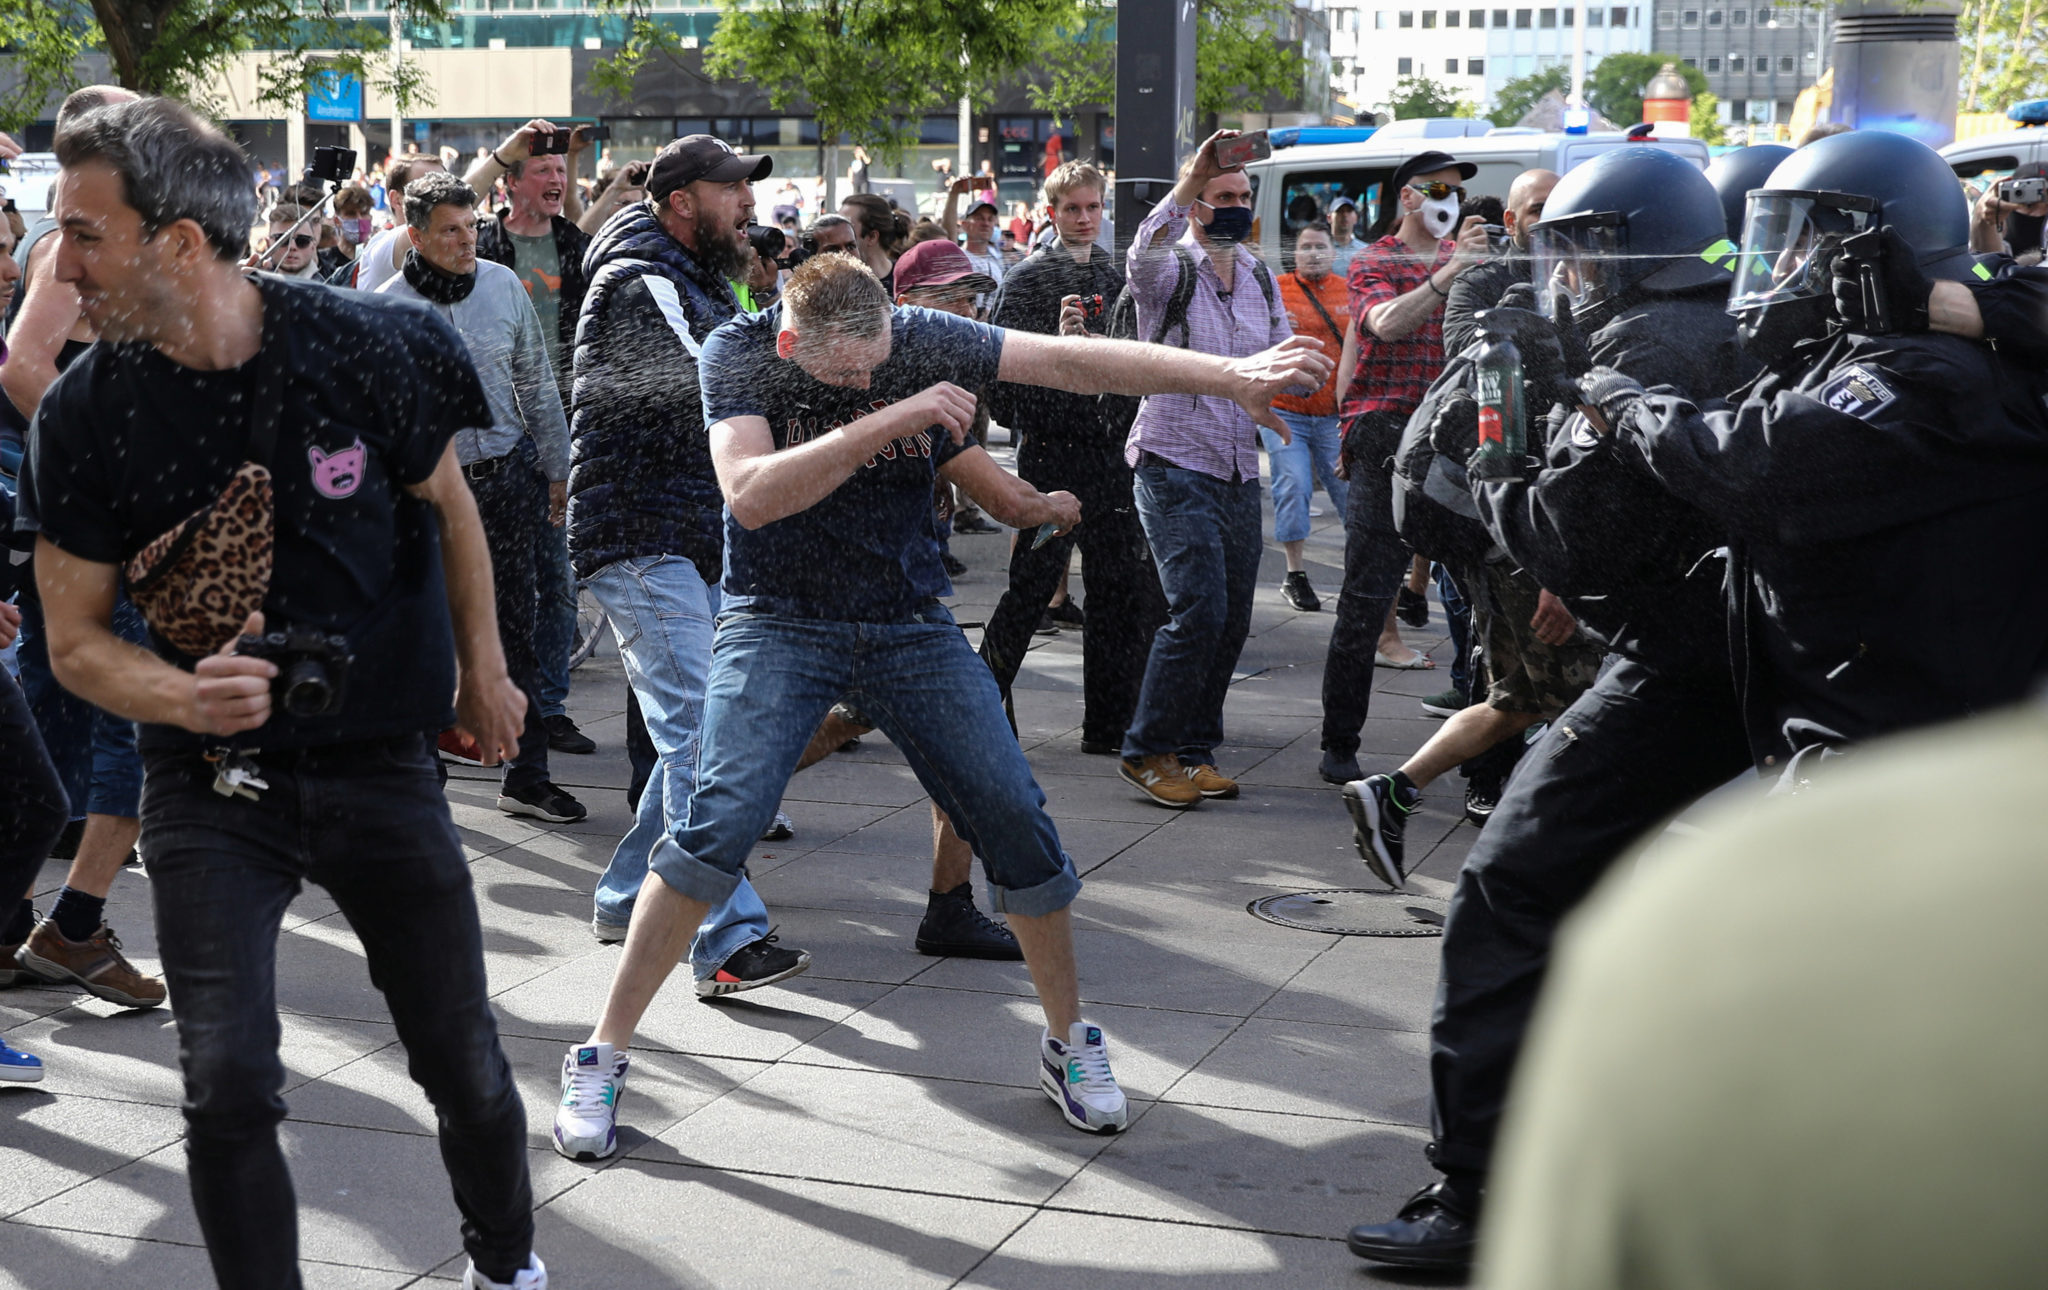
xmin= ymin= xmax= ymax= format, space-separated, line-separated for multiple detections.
xmin=1118 ymin=754 xmax=1202 ymax=809
xmin=18 ymin=921 xmax=167 ymax=1009
xmin=2 ymin=940 xmax=58 ymax=989
xmin=1186 ymin=764 xmax=1239 ymax=799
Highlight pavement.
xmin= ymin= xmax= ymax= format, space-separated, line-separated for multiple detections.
xmin=1 ymin=449 xmax=1486 ymax=1289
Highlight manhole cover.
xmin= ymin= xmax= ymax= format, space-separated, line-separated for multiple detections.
xmin=1247 ymin=888 xmax=1449 ymax=938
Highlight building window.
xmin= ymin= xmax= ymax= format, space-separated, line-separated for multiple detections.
xmin=1538 ymin=53 xmax=1559 ymax=68
xmin=1707 ymin=7 xmax=1723 ymax=24
xmin=1399 ymin=9 xmax=1414 ymax=25
xmin=1756 ymin=6 xmax=1773 ymax=23
xmin=1376 ymin=9 xmax=1391 ymax=25
xmin=1562 ymin=6 xmax=1573 ymax=23
xmin=1682 ymin=9 xmax=1700 ymax=26
xmin=1682 ymin=56 xmax=1697 ymax=67
xmin=1731 ymin=6 xmax=1747 ymax=21
xmin=1468 ymin=56 xmax=1485 ymax=72
xmin=1493 ymin=6 xmax=1508 ymax=22
xmin=1707 ymin=55 xmax=1721 ymax=71
xmin=1446 ymin=8 xmax=1461 ymax=24
xmin=1779 ymin=54 xmax=1794 ymax=71
xmin=1422 ymin=8 xmax=1437 ymax=25
xmin=1398 ymin=55 xmax=1414 ymax=73
xmin=1658 ymin=7 xmax=1676 ymax=25
xmin=1447 ymin=57 xmax=1460 ymax=71
xmin=1588 ymin=5 xmax=1604 ymax=23
xmin=1540 ymin=6 xmax=1557 ymax=25
xmin=1613 ymin=5 xmax=1630 ymax=23
xmin=1729 ymin=53 xmax=1745 ymax=71
xmin=1515 ymin=7 xmax=1532 ymax=25
xmin=1471 ymin=8 xmax=1486 ymax=24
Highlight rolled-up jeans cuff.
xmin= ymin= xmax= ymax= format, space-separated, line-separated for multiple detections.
xmin=987 ymin=858 xmax=1082 ymax=918
xmin=646 ymin=833 xmax=745 ymax=908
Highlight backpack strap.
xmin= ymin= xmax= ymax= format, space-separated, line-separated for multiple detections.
xmin=1290 ymin=272 xmax=1344 ymax=347
xmin=1151 ymin=245 xmax=1201 ymax=347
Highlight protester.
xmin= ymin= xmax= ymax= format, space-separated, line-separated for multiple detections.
xmin=20 ymin=96 xmax=544 ymax=1290
xmin=982 ymin=159 xmax=1165 ymax=757
xmin=1969 ymin=160 xmax=2048 ymax=264
xmin=1267 ymin=223 xmax=1351 ymax=611
xmin=343 ymin=151 xmax=447 ymax=290
xmin=377 ymin=171 xmax=584 ymax=824
xmin=1316 ymin=150 xmax=1491 ymax=786
xmin=256 ymin=202 xmax=323 ymax=279
xmin=942 ymin=174 xmax=1007 ymax=294
xmin=1115 ymin=130 xmax=1310 ymax=810
xmin=0 ymin=597 xmax=70 ymax=1082
xmin=839 ymin=191 xmax=906 ymax=287
xmin=548 ymin=249 xmax=1330 ymax=1161
xmin=1329 ymin=194 xmax=1368 ymax=275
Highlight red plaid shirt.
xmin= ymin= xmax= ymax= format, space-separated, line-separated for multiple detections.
xmin=1341 ymin=234 xmax=1455 ymax=421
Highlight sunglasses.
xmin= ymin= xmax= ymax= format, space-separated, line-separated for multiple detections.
xmin=274 ymin=233 xmax=315 ymax=249
xmin=1409 ymin=182 xmax=1466 ymax=202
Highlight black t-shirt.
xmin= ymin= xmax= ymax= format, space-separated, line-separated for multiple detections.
xmin=699 ymin=306 xmax=1003 ymax=621
xmin=17 ymin=275 xmax=489 ymax=750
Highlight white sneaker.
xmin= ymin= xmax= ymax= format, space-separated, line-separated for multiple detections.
xmin=1039 ymin=1020 xmax=1129 ymax=1133
xmin=759 ymin=811 xmax=795 ymax=842
xmin=552 ymin=1042 xmax=628 ymax=1161
xmin=463 ymin=1254 xmax=546 ymax=1289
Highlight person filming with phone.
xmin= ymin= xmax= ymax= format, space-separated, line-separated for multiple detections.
xmin=17 ymin=97 xmax=548 ymax=1289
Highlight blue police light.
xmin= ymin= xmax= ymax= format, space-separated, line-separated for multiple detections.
xmin=1563 ymin=106 xmax=1592 ymax=135
xmin=2008 ymin=99 xmax=2048 ymax=126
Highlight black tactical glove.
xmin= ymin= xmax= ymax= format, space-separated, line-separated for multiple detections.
xmin=1430 ymin=388 xmax=1481 ymax=466
xmin=1577 ymin=367 xmax=1645 ymax=435
xmin=1830 ymin=225 xmax=1933 ymax=335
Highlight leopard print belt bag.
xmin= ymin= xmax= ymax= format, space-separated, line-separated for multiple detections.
xmin=124 ymin=463 xmax=276 ymax=657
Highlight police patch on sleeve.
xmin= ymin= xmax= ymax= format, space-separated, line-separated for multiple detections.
xmin=1819 ymin=364 xmax=1898 ymax=420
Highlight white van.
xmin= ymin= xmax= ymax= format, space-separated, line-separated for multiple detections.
xmin=1244 ymin=127 xmax=1712 ymax=263
xmin=1938 ymin=129 xmax=2047 ymax=186
xmin=2 ymin=153 xmax=61 ymax=214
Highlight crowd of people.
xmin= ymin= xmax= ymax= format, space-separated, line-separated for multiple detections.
xmin=3 ymin=85 xmax=2047 ymax=1290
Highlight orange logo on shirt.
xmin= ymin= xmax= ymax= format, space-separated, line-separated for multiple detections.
xmin=523 ymin=268 xmax=562 ymax=295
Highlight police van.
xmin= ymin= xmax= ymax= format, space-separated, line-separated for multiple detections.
xmin=1938 ymin=130 xmax=2046 ymax=188
xmin=1243 ymin=120 xmax=1712 ymax=263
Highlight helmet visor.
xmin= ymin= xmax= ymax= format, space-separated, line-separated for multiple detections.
xmin=1729 ymin=191 xmax=1877 ymax=313
xmin=1529 ymin=213 xmax=1626 ymax=320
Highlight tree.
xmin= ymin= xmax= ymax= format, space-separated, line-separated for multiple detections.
xmin=1023 ymin=0 xmax=1312 ymax=126
xmin=1382 ymin=74 xmax=1472 ymax=120
xmin=1487 ymin=64 xmax=1570 ymax=128
xmin=1585 ymin=51 xmax=1709 ymax=127
xmin=1960 ymin=0 xmax=2047 ymax=110
xmin=0 ymin=0 xmax=448 ymax=132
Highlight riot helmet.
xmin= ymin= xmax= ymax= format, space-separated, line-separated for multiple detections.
xmin=1704 ymin=144 xmax=1793 ymax=242
xmin=1527 ymin=145 xmax=1732 ymax=323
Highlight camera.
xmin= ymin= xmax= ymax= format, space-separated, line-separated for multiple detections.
xmin=1482 ymin=223 xmax=1512 ymax=253
xmin=2001 ymin=176 xmax=2047 ymax=205
xmin=237 ymin=628 xmax=354 ymax=718
xmin=747 ymin=224 xmax=788 ymax=262
xmin=308 ymin=146 xmax=358 ymax=185
xmin=1080 ymin=293 xmax=1105 ymax=321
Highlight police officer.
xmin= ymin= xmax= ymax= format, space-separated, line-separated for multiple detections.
xmin=1704 ymin=143 xmax=1793 ymax=243
xmin=1583 ymin=130 xmax=2048 ymax=770
xmin=1346 ymin=145 xmax=1756 ymax=1272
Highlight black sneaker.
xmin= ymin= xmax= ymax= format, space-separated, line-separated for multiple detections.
xmin=1419 ymin=688 xmax=1469 ymax=719
xmin=1346 ymin=1181 xmax=1479 ymax=1269
xmin=941 ymin=550 xmax=969 ymax=575
xmin=1281 ymin=571 xmax=1321 ymax=612
xmin=1047 ymin=599 xmax=1085 ymax=629
xmin=1079 ymin=737 xmax=1122 ymax=756
xmin=696 ymin=933 xmax=811 ymax=998
xmin=544 ymin=714 xmax=597 ymax=755
xmin=1464 ymin=776 xmax=1500 ymax=828
xmin=1033 ymin=612 xmax=1061 ymax=636
xmin=1317 ymin=749 xmax=1361 ymax=785
xmin=1396 ymin=585 xmax=1431 ymax=629
xmin=497 ymin=782 xmax=589 ymax=824
xmin=953 ymin=511 xmax=1001 ymax=535
xmin=915 ymin=883 xmax=1024 ymax=961
xmin=1342 ymin=773 xmax=1415 ymax=888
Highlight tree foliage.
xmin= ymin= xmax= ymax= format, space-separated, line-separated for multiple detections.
xmin=1023 ymin=0 xmax=1314 ymax=126
xmin=1383 ymin=74 xmax=1472 ymax=120
xmin=1487 ymin=64 xmax=1570 ymax=127
xmin=0 ymin=0 xmax=448 ymax=131
xmin=1960 ymin=0 xmax=2047 ymax=111
xmin=1585 ymin=51 xmax=1705 ymax=126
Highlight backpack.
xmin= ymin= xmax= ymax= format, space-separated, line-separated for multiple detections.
xmin=1105 ymin=244 xmax=1277 ymax=346
xmin=1389 ymin=346 xmax=1500 ymax=569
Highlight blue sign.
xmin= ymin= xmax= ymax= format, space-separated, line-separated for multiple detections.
xmin=306 ymin=70 xmax=363 ymax=124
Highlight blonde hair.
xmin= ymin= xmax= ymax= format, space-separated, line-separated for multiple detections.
xmin=781 ymin=252 xmax=891 ymax=340
xmin=1044 ymin=161 xmax=1107 ymax=209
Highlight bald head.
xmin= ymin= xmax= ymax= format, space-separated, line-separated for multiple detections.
xmin=1506 ymin=168 xmax=1560 ymax=249
xmin=57 ymin=85 xmax=138 ymax=131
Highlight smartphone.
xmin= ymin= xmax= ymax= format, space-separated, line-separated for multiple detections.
xmin=308 ymin=146 xmax=358 ymax=184
xmin=1215 ymin=131 xmax=1273 ymax=170
xmin=531 ymin=130 xmax=571 ymax=156
xmin=2001 ymin=176 xmax=2047 ymax=205
xmin=582 ymin=124 xmax=612 ymax=143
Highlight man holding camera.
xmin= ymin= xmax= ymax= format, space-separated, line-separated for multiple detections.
xmin=21 ymin=97 xmax=545 ymax=1290
xmin=1969 ymin=161 xmax=2048 ymax=265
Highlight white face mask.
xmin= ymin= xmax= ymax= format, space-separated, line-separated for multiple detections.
xmin=1419 ymin=195 xmax=1460 ymax=239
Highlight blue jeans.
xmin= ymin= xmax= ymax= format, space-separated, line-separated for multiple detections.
xmin=140 ymin=738 xmax=532 ymax=1287
xmin=586 ymin=556 xmax=769 ymax=978
xmin=649 ymin=603 xmax=1080 ymax=917
xmin=15 ymin=588 xmax=147 ymax=818
xmin=1261 ymin=411 xmax=1349 ymax=545
xmin=532 ymin=516 xmax=576 ymax=720
xmin=1123 ymin=462 xmax=1264 ymax=764
xmin=1436 ymin=563 xmax=1473 ymax=701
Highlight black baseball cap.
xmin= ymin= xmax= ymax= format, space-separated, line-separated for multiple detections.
xmin=1390 ymin=150 xmax=1479 ymax=193
xmin=964 ymin=198 xmax=999 ymax=217
xmin=648 ymin=135 xmax=772 ymax=200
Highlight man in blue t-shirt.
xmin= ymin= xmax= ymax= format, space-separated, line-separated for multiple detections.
xmin=551 ymin=252 xmax=1332 ymax=1156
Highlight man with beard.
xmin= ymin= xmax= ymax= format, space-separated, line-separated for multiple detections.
xmin=377 ymin=171 xmax=584 ymax=826
xmin=564 ymin=136 xmax=812 ymax=1003
xmin=255 ymin=203 xmax=324 ymax=280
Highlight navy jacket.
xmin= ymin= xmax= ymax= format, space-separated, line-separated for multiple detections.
xmin=566 ymin=203 xmax=738 ymax=583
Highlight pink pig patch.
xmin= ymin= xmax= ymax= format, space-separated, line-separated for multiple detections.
xmin=308 ymin=439 xmax=368 ymax=499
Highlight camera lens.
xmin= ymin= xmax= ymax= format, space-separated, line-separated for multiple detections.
xmin=279 ymin=658 xmax=335 ymax=717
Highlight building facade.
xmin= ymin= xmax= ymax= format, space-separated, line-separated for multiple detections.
xmin=1328 ymin=1 xmax=1651 ymax=117
xmin=1647 ymin=0 xmax=1826 ymax=128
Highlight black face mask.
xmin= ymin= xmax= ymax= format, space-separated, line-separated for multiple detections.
xmin=402 ymin=248 xmax=477 ymax=305
xmin=1736 ymin=293 xmax=1835 ymax=369
xmin=2003 ymin=211 xmax=2047 ymax=255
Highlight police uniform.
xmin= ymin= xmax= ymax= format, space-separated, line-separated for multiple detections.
xmin=1426 ymin=288 xmax=1754 ymax=1185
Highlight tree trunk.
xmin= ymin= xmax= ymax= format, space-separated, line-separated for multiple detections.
xmin=825 ymin=140 xmax=839 ymax=216
xmin=87 ymin=0 xmax=152 ymax=91
xmin=1965 ymin=0 xmax=1990 ymax=110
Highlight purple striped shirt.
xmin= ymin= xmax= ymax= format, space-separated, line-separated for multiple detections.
xmin=1122 ymin=199 xmax=1295 ymax=482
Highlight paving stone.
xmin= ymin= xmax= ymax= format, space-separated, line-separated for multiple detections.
xmin=0 ymin=1094 xmax=188 ymax=1219
xmin=1251 ymin=936 xmax=1444 ymax=1035
xmin=0 ymin=1227 xmax=413 ymax=1288
xmin=956 ymin=1210 xmax=1365 ymax=1289
xmin=1162 ymin=1018 xmax=1432 ymax=1127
